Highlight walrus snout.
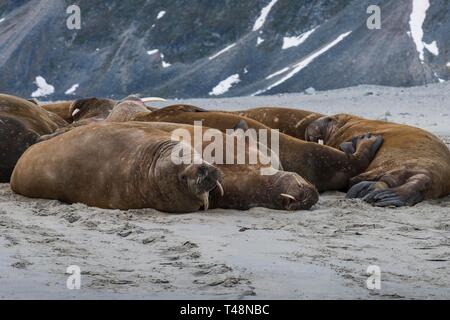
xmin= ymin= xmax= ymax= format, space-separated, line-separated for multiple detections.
xmin=179 ymin=163 xmax=223 ymax=210
xmin=278 ymin=173 xmax=319 ymax=211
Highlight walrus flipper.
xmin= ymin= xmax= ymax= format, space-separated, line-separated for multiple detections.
xmin=347 ymin=171 xmax=431 ymax=207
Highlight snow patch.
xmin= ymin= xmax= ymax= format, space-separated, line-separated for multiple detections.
xmin=254 ymin=31 xmax=352 ymax=95
xmin=209 ymin=43 xmax=236 ymax=60
xmin=209 ymin=74 xmax=241 ymax=96
xmin=253 ymin=0 xmax=278 ymax=32
xmin=0 ymin=18 xmax=5 ymax=24
xmin=156 ymin=11 xmax=166 ymax=19
xmin=160 ymin=53 xmax=171 ymax=68
xmin=148 ymin=50 xmax=171 ymax=67
xmin=447 ymin=62 xmax=450 ymax=67
xmin=266 ymin=67 xmax=290 ymax=80
xmin=65 ymin=84 xmax=79 ymax=95
xmin=147 ymin=49 xmax=159 ymax=55
xmin=31 ymin=76 xmax=55 ymax=98
xmin=256 ymin=37 xmax=265 ymax=46
xmin=423 ymin=41 xmax=439 ymax=56
xmin=409 ymin=0 xmax=439 ymax=62
xmin=282 ymin=28 xmax=317 ymax=50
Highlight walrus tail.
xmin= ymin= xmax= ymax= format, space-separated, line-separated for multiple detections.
xmin=0 ymin=116 xmax=39 ymax=182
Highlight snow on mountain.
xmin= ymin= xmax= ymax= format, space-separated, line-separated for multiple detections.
xmin=252 ymin=0 xmax=279 ymax=32
xmin=0 ymin=0 xmax=448 ymax=99
xmin=31 ymin=76 xmax=55 ymax=98
xmin=209 ymin=74 xmax=241 ymax=96
xmin=282 ymin=28 xmax=317 ymax=50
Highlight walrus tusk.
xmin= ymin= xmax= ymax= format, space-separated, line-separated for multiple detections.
xmin=141 ymin=97 xmax=167 ymax=103
xmin=216 ymin=181 xmax=224 ymax=196
xmin=72 ymin=108 xmax=80 ymax=117
xmin=318 ymin=139 xmax=324 ymax=145
xmin=201 ymin=192 xmax=209 ymax=211
xmin=280 ymin=194 xmax=297 ymax=201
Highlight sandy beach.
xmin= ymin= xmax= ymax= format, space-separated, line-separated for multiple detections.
xmin=1 ymin=83 xmax=450 ymax=299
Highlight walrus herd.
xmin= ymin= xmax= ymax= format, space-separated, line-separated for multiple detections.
xmin=1 ymin=92 xmax=449 ymax=212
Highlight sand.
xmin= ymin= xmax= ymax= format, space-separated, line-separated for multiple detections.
xmin=1 ymin=83 xmax=450 ymax=299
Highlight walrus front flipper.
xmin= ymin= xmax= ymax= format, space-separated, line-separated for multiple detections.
xmin=0 ymin=116 xmax=39 ymax=182
xmin=347 ymin=171 xmax=431 ymax=207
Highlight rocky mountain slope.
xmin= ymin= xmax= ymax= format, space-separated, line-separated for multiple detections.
xmin=0 ymin=0 xmax=449 ymax=100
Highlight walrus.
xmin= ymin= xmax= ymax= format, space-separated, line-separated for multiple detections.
xmin=11 ymin=122 xmax=223 ymax=213
xmin=40 ymin=101 xmax=74 ymax=123
xmin=39 ymin=96 xmax=166 ymax=140
xmin=138 ymin=121 xmax=319 ymax=210
xmin=106 ymin=97 xmax=157 ymax=122
xmin=12 ymin=120 xmax=319 ymax=211
xmin=141 ymin=105 xmax=323 ymax=140
xmin=0 ymin=94 xmax=65 ymax=182
xmin=230 ymin=107 xmax=324 ymax=140
xmin=305 ymin=114 xmax=450 ymax=206
xmin=131 ymin=108 xmax=383 ymax=192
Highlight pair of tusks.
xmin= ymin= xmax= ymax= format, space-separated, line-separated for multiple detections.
xmin=200 ymin=181 xmax=224 ymax=211
xmin=71 ymin=97 xmax=166 ymax=117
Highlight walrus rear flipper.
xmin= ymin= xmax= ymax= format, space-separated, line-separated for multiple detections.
xmin=347 ymin=169 xmax=432 ymax=207
xmin=0 ymin=116 xmax=39 ymax=182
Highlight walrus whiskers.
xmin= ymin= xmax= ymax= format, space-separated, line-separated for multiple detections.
xmin=294 ymin=176 xmax=303 ymax=188
xmin=280 ymin=194 xmax=297 ymax=201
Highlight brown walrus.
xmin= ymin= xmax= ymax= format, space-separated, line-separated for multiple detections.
xmin=139 ymin=121 xmax=319 ymax=210
xmin=231 ymin=107 xmax=324 ymax=140
xmin=106 ymin=97 xmax=154 ymax=122
xmin=11 ymin=122 xmax=223 ymax=213
xmin=39 ymin=96 xmax=166 ymax=140
xmin=141 ymin=105 xmax=323 ymax=139
xmin=132 ymin=108 xmax=383 ymax=192
xmin=0 ymin=94 xmax=65 ymax=182
xmin=12 ymin=120 xmax=318 ymax=211
xmin=305 ymin=114 xmax=450 ymax=206
xmin=40 ymin=101 xmax=74 ymax=123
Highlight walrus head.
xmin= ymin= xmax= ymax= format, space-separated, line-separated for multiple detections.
xmin=165 ymin=141 xmax=223 ymax=211
xmin=272 ymin=171 xmax=319 ymax=211
xmin=178 ymin=162 xmax=223 ymax=210
xmin=305 ymin=115 xmax=340 ymax=145
xmin=69 ymin=97 xmax=116 ymax=122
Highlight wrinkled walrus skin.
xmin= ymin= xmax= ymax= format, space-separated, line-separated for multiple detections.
xmin=0 ymin=94 xmax=64 ymax=182
xmin=136 ymin=121 xmax=319 ymax=211
xmin=11 ymin=122 xmax=222 ymax=213
xmin=305 ymin=114 xmax=450 ymax=207
xmin=132 ymin=108 xmax=383 ymax=192
xmin=230 ymin=107 xmax=324 ymax=140
xmin=142 ymin=105 xmax=323 ymax=139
